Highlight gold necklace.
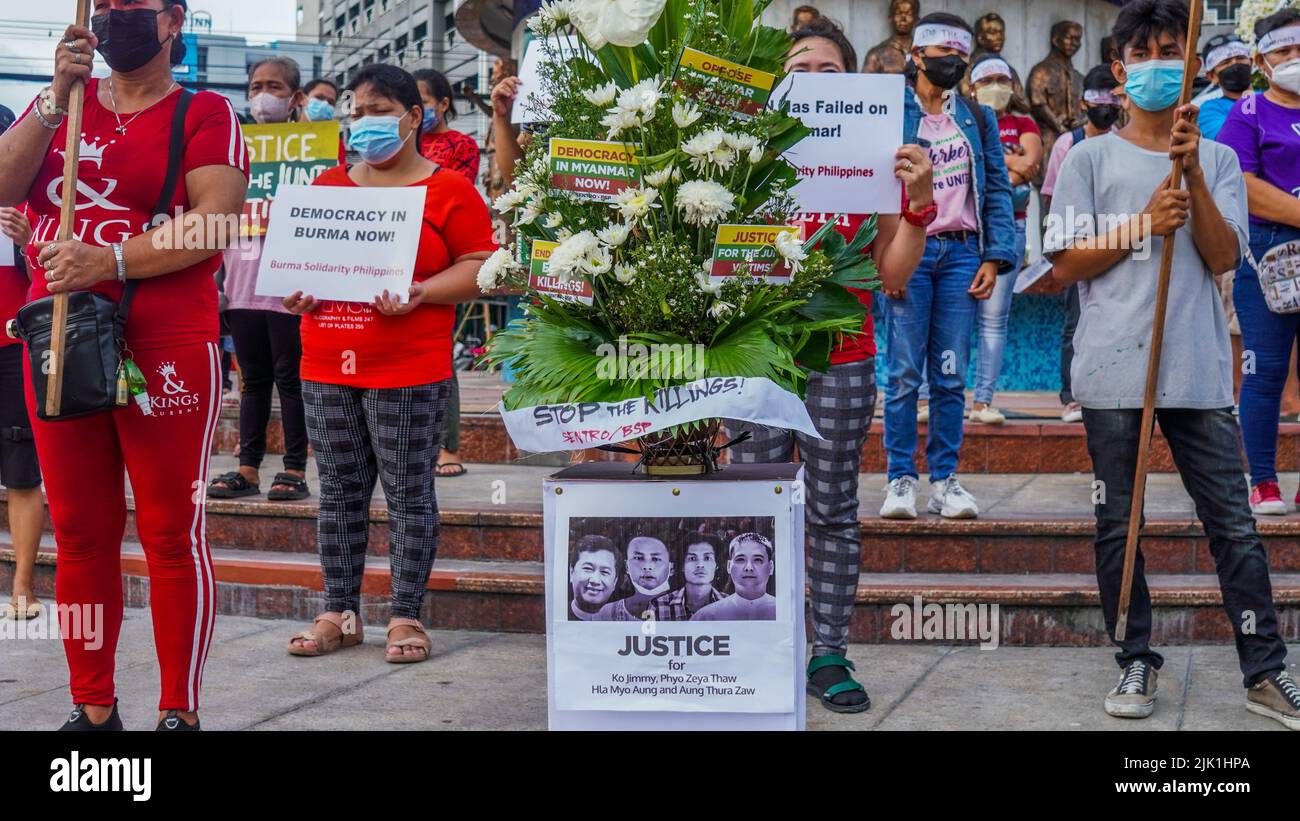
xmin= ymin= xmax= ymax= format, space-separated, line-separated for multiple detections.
xmin=107 ymin=78 xmax=179 ymax=135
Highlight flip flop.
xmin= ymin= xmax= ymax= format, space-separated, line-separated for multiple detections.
xmin=3 ymin=599 xmax=42 ymax=620
xmin=436 ymin=462 xmax=468 ymax=478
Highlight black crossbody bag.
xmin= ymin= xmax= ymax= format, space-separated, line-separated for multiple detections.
xmin=15 ymin=89 xmax=193 ymax=421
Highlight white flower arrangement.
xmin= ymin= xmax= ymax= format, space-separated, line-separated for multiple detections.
xmin=675 ymin=179 xmax=735 ymax=226
xmin=1237 ymin=0 xmax=1298 ymax=43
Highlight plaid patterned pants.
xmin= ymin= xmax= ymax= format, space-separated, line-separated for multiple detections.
xmin=303 ymin=379 xmax=450 ymax=619
xmin=727 ymin=360 xmax=876 ymax=656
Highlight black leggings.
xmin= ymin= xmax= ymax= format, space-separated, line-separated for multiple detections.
xmin=228 ymin=309 xmax=308 ymax=472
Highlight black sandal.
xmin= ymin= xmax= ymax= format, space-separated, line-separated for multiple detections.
xmin=207 ymin=471 xmax=260 ymax=499
xmin=267 ymin=472 xmax=311 ymax=501
xmin=807 ymin=655 xmax=871 ymax=714
xmin=436 ymin=462 xmax=468 ymax=478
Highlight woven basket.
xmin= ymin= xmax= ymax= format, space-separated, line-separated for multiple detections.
xmin=636 ymin=419 xmax=722 ymax=475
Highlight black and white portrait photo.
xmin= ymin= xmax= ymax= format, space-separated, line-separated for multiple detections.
xmin=566 ymin=516 xmax=777 ymax=623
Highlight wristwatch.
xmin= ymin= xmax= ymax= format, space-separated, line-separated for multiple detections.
xmin=902 ymin=201 xmax=939 ymax=228
xmin=111 ymin=242 xmax=127 ymax=284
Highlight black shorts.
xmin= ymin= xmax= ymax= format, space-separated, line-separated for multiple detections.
xmin=0 ymin=344 xmax=41 ymax=490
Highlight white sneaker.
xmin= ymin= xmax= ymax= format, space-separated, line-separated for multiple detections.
xmin=880 ymin=476 xmax=918 ymax=519
xmin=928 ymin=476 xmax=979 ymax=519
xmin=1061 ymin=403 xmax=1083 ymax=423
xmin=969 ymin=405 xmax=1006 ymax=425
xmin=916 ymin=403 xmax=930 ymax=424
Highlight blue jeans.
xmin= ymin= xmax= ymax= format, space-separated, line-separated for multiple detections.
xmin=971 ymin=217 xmax=1025 ymax=405
xmin=884 ymin=234 xmax=981 ymax=481
xmin=1235 ymin=222 xmax=1300 ymax=487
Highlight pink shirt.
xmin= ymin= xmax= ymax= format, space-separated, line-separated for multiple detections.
xmin=222 ymin=236 xmax=287 ymax=313
xmin=919 ymin=112 xmax=978 ymax=235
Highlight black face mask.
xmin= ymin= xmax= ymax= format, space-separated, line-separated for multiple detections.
xmin=1218 ymin=63 xmax=1254 ymax=94
xmin=91 ymin=9 xmax=174 ymax=74
xmin=920 ymin=54 xmax=968 ymax=90
xmin=1085 ymin=104 xmax=1121 ymax=130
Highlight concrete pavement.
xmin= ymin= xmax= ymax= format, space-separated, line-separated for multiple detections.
xmin=1 ymin=609 xmax=1294 ymax=731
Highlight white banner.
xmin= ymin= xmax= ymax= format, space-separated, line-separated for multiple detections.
xmin=553 ymin=622 xmax=794 ymax=712
xmin=254 ymin=184 xmax=425 ymax=303
xmin=499 ymin=376 xmax=822 ymax=452
xmin=777 ymin=72 xmax=904 ymax=215
xmin=0 ymin=240 xmax=13 ymax=268
xmin=512 ymin=37 xmax=595 ymax=124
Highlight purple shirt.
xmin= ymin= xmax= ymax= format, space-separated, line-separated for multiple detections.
xmin=221 ymin=236 xmax=287 ymax=313
xmin=1216 ymin=93 xmax=1300 ymax=226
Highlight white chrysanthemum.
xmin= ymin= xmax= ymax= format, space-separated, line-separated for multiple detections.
xmin=493 ymin=188 xmax=529 ymax=213
xmin=682 ymin=128 xmax=736 ymax=174
xmin=774 ymin=229 xmax=809 ymax=276
xmin=548 ymin=230 xmax=600 ymax=281
xmin=610 ymin=185 xmax=661 ymax=223
xmin=672 ymin=100 xmax=702 ymax=129
xmin=643 ymin=165 xmax=674 ymax=187
xmin=583 ymin=80 xmax=619 ymax=108
xmin=543 ymin=212 xmax=564 ymax=229
xmin=477 ymin=248 xmax=517 ymax=292
xmin=695 ymin=270 xmax=723 ymax=295
xmin=584 ymin=245 xmax=613 ymax=276
xmin=708 ymin=301 xmax=735 ymax=320
xmin=597 ymin=222 xmax=631 ymax=246
xmin=614 ymin=262 xmax=639 ymax=283
xmin=601 ymin=107 xmax=640 ymax=139
xmin=723 ymin=132 xmax=759 ymax=153
xmin=672 ymin=166 xmax=683 ymax=181
xmin=516 ymin=199 xmax=544 ymax=225
xmin=569 ymin=0 xmax=667 ymax=49
xmin=617 ymin=78 xmax=661 ymax=120
xmin=676 ymin=179 xmax=735 ymax=226
xmin=749 ymin=144 xmax=764 ymax=164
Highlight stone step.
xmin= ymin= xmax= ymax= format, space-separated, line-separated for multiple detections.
xmin=215 ymin=408 xmax=1300 ymax=474
xmin=7 ymin=540 xmax=1300 ymax=645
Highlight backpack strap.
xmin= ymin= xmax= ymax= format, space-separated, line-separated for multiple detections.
xmin=1071 ymin=126 xmax=1087 ymax=145
xmin=118 ymin=88 xmax=193 ymax=323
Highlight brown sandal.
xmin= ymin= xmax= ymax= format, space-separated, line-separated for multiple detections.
xmin=384 ymin=618 xmax=432 ymax=664
xmin=287 ymin=612 xmax=364 ymax=656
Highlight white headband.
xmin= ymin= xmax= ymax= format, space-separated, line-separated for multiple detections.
xmin=913 ymin=23 xmax=973 ymax=55
xmin=1258 ymin=25 xmax=1300 ymax=55
xmin=1205 ymin=41 xmax=1250 ymax=70
xmin=1083 ymin=89 xmax=1122 ymax=105
xmin=970 ymin=58 xmax=1012 ymax=84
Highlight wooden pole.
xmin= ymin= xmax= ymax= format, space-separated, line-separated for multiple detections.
xmin=44 ymin=0 xmax=91 ymax=418
xmin=1114 ymin=0 xmax=1204 ymax=641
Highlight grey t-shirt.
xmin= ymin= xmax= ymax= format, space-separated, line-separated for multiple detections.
xmin=1044 ymin=132 xmax=1247 ymax=410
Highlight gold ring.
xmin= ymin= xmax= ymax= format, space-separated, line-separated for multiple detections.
xmin=904 ymin=160 xmax=914 ymax=171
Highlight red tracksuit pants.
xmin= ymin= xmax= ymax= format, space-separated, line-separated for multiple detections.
xmin=25 ymin=341 xmax=220 ymax=712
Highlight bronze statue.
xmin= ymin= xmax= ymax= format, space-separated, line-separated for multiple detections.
xmin=1027 ymin=20 xmax=1085 ymax=167
xmin=863 ymin=0 xmax=919 ymax=75
xmin=791 ymin=4 xmax=820 ymax=32
xmin=965 ymin=13 xmax=1024 ymax=99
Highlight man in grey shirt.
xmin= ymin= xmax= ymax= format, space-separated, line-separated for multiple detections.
xmin=1037 ymin=0 xmax=1296 ymax=730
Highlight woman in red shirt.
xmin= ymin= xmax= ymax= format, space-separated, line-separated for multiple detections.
xmin=0 ymin=0 xmax=249 ymax=731
xmin=283 ymin=64 xmax=495 ymax=663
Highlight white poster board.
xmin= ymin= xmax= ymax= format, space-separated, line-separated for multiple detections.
xmin=777 ymin=72 xmax=904 ymax=215
xmin=546 ymin=463 xmax=807 ymax=731
xmin=254 ymin=184 xmax=425 ymax=303
xmin=512 ymin=36 xmax=595 ymax=124
xmin=0 ymin=240 xmax=13 ymax=268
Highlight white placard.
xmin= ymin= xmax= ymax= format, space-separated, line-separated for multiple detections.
xmin=546 ymin=464 xmax=806 ymax=730
xmin=777 ymin=72 xmax=904 ymax=215
xmin=0 ymin=241 xmax=13 ymax=268
xmin=511 ymin=36 xmax=595 ymax=124
xmin=1013 ymin=256 xmax=1054 ymax=294
xmin=499 ymin=376 xmax=823 ymax=452
xmin=254 ymin=184 xmax=425 ymax=304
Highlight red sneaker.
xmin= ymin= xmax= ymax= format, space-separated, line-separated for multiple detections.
xmin=1251 ymin=481 xmax=1288 ymax=515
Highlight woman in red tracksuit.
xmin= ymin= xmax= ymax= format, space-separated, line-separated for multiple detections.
xmin=0 ymin=0 xmax=248 ymax=731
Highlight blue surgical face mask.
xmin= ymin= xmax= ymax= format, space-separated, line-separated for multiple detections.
xmin=1123 ymin=59 xmax=1185 ymax=111
xmin=422 ymin=108 xmax=441 ymax=131
xmin=348 ymin=115 xmax=413 ymax=164
xmin=306 ymin=98 xmax=335 ymax=121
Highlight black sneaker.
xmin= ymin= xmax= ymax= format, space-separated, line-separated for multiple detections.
xmin=58 ymin=700 xmax=124 ymax=731
xmin=1104 ymin=660 xmax=1157 ymax=718
xmin=156 ymin=710 xmax=201 ymax=732
xmin=1246 ymin=670 xmax=1300 ymax=731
